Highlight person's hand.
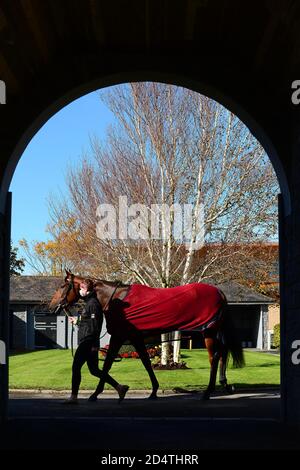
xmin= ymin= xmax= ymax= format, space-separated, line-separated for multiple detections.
xmin=68 ymin=316 xmax=77 ymax=325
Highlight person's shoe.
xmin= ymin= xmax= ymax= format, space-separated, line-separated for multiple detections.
xmin=88 ymin=393 xmax=98 ymax=402
xmin=117 ymin=384 xmax=129 ymax=403
xmin=63 ymin=397 xmax=78 ymax=405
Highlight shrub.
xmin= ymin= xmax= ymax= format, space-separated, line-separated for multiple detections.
xmin=119 ymin=344 xmax=137 ymax=355
xmin=146 ymin=345 xmax=161 ymax=358
xmin=100 ymin=343 xmax=161 ymax=359
xmin=273 ymin=323 xmax=280 ymax=349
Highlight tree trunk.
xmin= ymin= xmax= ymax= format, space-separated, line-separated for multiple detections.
xmin=161 ymin=333 xmax=172 ymax=365
xmin=173 ymin=331 xmax=181 ymax=363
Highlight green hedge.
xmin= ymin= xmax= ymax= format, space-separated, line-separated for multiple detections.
xmin=273 ymin=323 xmax=280 ymax=349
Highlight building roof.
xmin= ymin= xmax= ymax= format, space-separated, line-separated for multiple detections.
xmin=10 ymin=275 xmax=63 ymax=304
xmin=216 ymin=281 xmax=273 ymax=304
xmin=9 ymin=275 xmax=274 ymax=305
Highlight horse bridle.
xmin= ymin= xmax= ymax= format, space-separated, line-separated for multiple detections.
xmin=53 ymin=274 xmax=78 ymax=356
xmin=54 ymin=274 xmax=77 ymax=314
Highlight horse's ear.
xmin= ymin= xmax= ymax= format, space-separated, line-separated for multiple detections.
xmin=64 ymin=269 xmax=72 ymax=282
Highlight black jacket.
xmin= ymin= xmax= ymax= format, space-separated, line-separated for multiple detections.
xmin=78 ymin=292 xmax=103 ymax=346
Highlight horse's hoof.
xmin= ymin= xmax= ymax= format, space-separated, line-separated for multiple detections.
xmin=88 ymin=393 xmax=98 ymax=402
xmin=220 ymin=381 xmax=235 ymax=395
xmin=202 ymin=391 xmax=211 ymax=400
xmin=221 ymin=384 xmax=235 ymax=394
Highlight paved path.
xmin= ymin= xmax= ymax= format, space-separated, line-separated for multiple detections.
xmin=8 ymin=388 xmax=281 ymax=419
xmin=1 ymin=388 xmax=300 ymax=457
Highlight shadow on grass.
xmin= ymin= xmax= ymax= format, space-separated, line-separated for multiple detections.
xmin=9 ymin=350 xmax=35 ymax=357
xmin=250 ymin=363 xmax=280 ymax=368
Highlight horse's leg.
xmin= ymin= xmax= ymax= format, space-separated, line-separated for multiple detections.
xmin=202 ymin=334 xmax=220 ymax=400
xmin=219 ymin=347 xmax=235 ymax=394
xmin=88 ymin=335 xmax=123 ymax=402
xmin=130 ymin=334 xmax=159 ymax=400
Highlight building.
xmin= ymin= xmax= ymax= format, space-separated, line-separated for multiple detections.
xmin=9 ymin=275 xmax=275 ymax=352
xmin=9 ymin=275 xmax=110 ymax=351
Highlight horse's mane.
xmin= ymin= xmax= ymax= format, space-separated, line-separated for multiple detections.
xmin=69 ymin=273 xmax=129 ymax=288
xmin=93 ymin=278 xmax=129 ymax=288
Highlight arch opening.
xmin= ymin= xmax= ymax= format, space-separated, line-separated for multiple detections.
xmin=3 ymin=75 xmax=285 ymax=431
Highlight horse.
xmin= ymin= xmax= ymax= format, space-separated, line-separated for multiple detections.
xmin=49 ymin=270 xmax=245 ymax=401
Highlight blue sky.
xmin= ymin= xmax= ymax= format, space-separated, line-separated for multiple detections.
xmin=9 ymin=89 xmax=115 ymax=272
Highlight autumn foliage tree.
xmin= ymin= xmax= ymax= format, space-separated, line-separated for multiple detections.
xmin=19 ymin=217 xmax=82 ymax=275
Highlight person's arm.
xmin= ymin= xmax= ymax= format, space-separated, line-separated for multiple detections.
xmin=89 ymin=301 xmax=103 ymax=345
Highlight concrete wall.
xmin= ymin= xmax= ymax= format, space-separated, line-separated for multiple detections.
xmin=10 ymin=306 xmax=35 ymax=350
xmin=268 ymin=304 xmax=280 ymax=330
xmin=11 ymin=310 xmax=26 ymax=349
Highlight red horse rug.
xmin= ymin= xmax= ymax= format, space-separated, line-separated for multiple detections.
xmin=106 ymin=283 xmax=225 ymax=335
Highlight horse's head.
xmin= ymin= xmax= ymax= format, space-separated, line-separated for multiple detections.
xmin=49 ymin=270 xmax=81 ymax=314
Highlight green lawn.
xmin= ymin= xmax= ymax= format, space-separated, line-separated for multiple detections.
xmin=9 ymin=349 xmax=280 ymax=391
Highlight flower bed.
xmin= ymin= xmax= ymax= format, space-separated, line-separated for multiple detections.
xmin=100 ymin=344 xmax=161 ymax=359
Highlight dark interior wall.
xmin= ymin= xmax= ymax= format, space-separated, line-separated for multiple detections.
xmin=1 ymin=0 xmax=300 ymax=425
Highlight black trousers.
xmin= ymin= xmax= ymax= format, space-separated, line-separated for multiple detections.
xmin=71 ymin=340 xmax=119 ymax=395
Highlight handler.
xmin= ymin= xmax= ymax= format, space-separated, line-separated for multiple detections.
xmin=64 ymin=278 xmax=129 ymax=404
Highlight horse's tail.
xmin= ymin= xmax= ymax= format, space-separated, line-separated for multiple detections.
xmin=219 ymin=291 xmax=245 ymax=369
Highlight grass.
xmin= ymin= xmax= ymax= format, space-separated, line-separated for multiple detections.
xmin=8 ymin=349 xmax=280 ymax=391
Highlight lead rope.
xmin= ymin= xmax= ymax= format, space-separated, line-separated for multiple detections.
xmin=102 ymin=282 xmax=121 ymax=313
xmin=63 ymin=306 xmax=74 ymax=357
xmin=60 ymin=275 xmax=76 ymax=356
